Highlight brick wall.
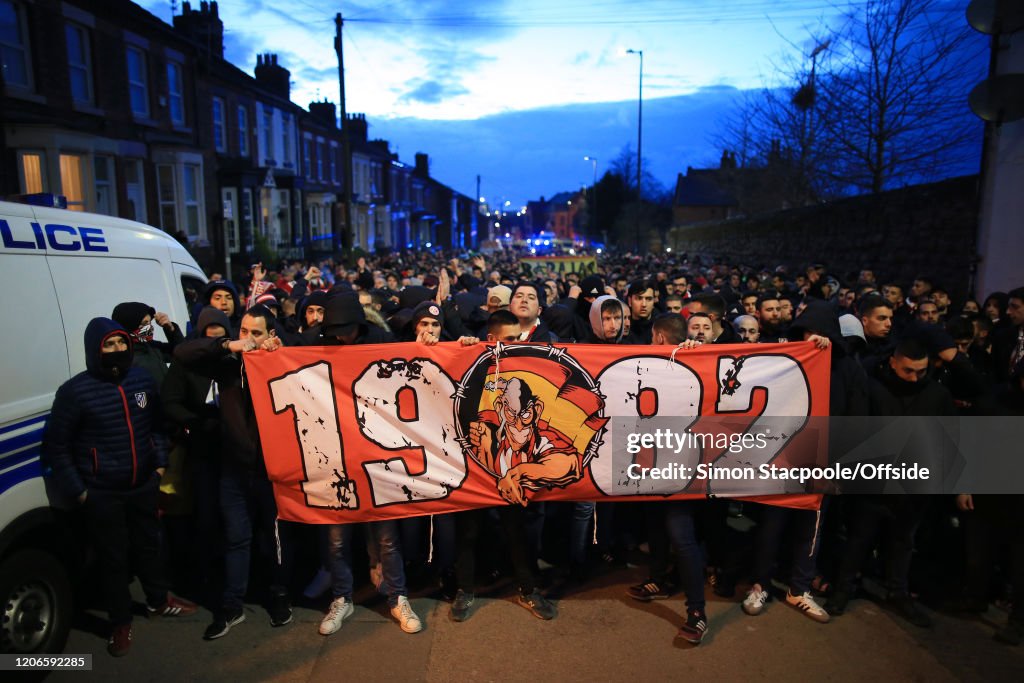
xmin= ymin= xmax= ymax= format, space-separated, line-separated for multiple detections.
xmin=668 ymin=176 xmax=980 ymax=300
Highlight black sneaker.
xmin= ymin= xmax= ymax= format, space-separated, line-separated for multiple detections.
xmin=451 ymin=590 xmax=475 ymax=622
xmin=627 ymin=580 xmax=672 ymax=601
xmin=517 ymin=590 xmax=556 ymax=620
xmin=887 ymin=596 xmax=932 ymax=628
xmin=269 ymin=592 xmax=293 ymax=627
xmin=825 ymin=590 xmax=850 ymax=616
xmin=677 ymin=609 xmax=709 ymax=645
xmin=204 ymin=610 xmax=245 ymax=640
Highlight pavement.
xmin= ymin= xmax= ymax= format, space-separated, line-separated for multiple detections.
xmin=49 ymin=567 xmax=1024 ymax=683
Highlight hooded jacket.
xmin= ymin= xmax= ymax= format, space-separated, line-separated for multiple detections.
xmin=201 ymin=280 xmax=242 ymax=332
xmin=111 ymin=301 xmax=184 ymax=385
xmin=587 ymin=295 xmax=629 ymax=343
xmin=789 ymin=299 xmax=870 ymax=417
xmin=44 ymin=318 xmax=167 ymax=498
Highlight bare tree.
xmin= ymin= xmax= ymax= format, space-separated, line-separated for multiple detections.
xmin=715 ymin=0 xmax=985 ymax=199
xmin=818 ymin=0 xmax=985 ymax=194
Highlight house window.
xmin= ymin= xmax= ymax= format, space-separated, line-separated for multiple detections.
xmin=125 ymin=46 xmax=148 ymax=117
xmin=280 ymin=113 xmax=291 ymax=168
xmin=167 ymin=60 xmax=184 ymax=124
xmin=18 ymin=151 xmax=46 ymax=194
xmin=157 ymin=164 xmax=177 ymax=229
xmin=59 ymin=154 xmax=86 ymax=211
xmin=182 ymin=164 xmax=201 ymax=238
xmin=156 ymin=160 xmax=205 ymax=239
xmin=93 ymin=156 xmax=116 ymax=216
xmin=237 ymin=105 xmax=249 ymax=156
xmin=262 ymin=108 xmax=273 ymax=161
xmin=303 ymin=138 xmax=312 ymax=178
xmin=0 ymin=0 xmax=32 ymax=89
xmin=65 ymin=22 xmax=92 ymax=103
xmin=123 ymin=159 xmax=146 ymax=223
xmin=317 ymin=141 xmax=325 ymax=181
xmin=242 ymin=187 xmax=254 ymax=241
xmin=330 ymin=145 xmax=338 ymax=184
xmin=222 ymin=187 xmax=239 ymax=252
xmin=277 ymin=189 xmax=290 ymax=244
xmin=212 ymin=97 xmax=225 ymax=152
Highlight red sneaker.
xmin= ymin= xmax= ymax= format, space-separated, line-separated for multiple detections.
xmin=107 ymin=624 xmax=132 ymax=657
xmin=147 ymin=594 xmax=198 ymax=617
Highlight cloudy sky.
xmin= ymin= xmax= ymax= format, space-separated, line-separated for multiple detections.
xmin=140 ymin=1 xmax=979 ymax=206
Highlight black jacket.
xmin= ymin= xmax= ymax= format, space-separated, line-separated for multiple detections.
xmin=789 ymin=299 xmax=870 ymax=416
xmin=173 ymin=336 xmax=263 ymax=469
xmin=44 ymin=318 xmax=167 ymax=497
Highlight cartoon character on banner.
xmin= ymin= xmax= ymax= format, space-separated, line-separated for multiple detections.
xmin=455 ymin=345 xmax=607 ymax=505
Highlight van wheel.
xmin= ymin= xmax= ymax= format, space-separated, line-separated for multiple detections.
xmin=0 ymin=549 xmax=72 ymax=654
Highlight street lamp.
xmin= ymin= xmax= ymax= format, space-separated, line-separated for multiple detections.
xmin=625 ymin=48 xmax=643 ymax=251
xmin=583 ymin=156 xmax=598 ymax=241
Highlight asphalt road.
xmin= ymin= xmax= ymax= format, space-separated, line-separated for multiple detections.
xmin=47 ymin=567 xmax=1024 ymax=682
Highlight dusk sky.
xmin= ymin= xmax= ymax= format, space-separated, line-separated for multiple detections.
xmin=140 ymin=1 xmax=979 ymax=206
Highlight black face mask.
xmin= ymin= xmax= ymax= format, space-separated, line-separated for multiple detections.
xmin=100 ymin=350 xmax=133 ymax=379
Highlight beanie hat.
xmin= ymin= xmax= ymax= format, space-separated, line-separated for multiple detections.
xmin=411 ymin=301 xmax=445 ymax=329
xmin=111 ymin=302 xmax=155 ymax=331
xmin=579 ymin=275 xmax=604 ymax=297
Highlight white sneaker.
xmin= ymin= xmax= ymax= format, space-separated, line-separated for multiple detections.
xmin=390 ymin=596 xmax=423 ymax=634
xmin=742 ymin=586 xmax=770 ymax=615
xmin=303 ymin=567 xmax=332 ymax=599
xmin=786 ymin=590 xmax=830 ymax=623
xmin=319 ymin=597 xmax=354 ymax=635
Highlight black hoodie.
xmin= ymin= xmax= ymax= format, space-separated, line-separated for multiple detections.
xmin=44 ymin=318 xmax=167 ymax=497
xmin=789 ymin=299 xmax=870 ymax=417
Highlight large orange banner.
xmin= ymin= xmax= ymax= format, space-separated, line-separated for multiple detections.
xmin=245 ymin=341 xmax=831 ymax=524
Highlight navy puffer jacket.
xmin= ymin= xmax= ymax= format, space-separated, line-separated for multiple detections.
xmin=44 ymin=318 xmax=167 ymax=498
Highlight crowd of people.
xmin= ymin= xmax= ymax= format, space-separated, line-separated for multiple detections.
xmin=43 ymin=247 xmax=1024 ymax=656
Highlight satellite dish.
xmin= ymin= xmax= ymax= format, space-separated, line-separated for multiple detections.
xmin=969 ymin=74 xmax=1024 ymax=122
xmin=967 ymin=0 xmax=1024 ymax=34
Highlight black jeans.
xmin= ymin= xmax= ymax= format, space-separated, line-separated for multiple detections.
xmin=834 ymin=495 xmax=929 ymax=597
xmin=82 ymin=474 xmax=168 ymax=626
xmin=455 ymin=506 xmax=537 ymax=594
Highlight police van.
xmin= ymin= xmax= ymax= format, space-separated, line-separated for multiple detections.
xmin=0 ymin=196 xmax=206 ymax=653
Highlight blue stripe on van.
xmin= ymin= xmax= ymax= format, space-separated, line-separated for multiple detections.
xmin=0 ymin=456 xmax=42 ymax=496
xmin=0 ymin=414 xmax=47 ymax=437
xmin=0 ymin=428 xmax=44 ymax=458
xmin=0 ymin=445 xmax=42 ymax=471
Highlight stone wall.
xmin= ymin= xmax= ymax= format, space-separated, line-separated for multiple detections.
xmin=668 ymin=176 xmax=981 ymax=301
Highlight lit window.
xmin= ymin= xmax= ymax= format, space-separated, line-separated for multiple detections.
xmin=18 ymin=151 xmax=45 ymax=194
xmin=59 ymin=154 xmax=86 ymax=211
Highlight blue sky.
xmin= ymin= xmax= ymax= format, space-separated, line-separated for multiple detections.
xmin=140 ymin=1 xmax=981 ymax=205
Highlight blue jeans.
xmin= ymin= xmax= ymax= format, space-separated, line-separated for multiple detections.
xmin=664 ymin=501 xmax=706 ymax=612
xmin=325 ymin=523 xmax=354 ymax=600
xmin=327 ymin=520 xmax=407 ymax=607
xmin=751 ymin=503 xmax=825 ymax=596
xmin=220 ymin=461 xmax=288 ymax=613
